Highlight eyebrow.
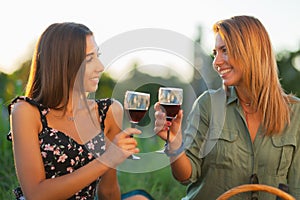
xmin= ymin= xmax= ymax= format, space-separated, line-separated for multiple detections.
xmin=86 ymin=46 xmax=100 ymax=57
xmin=216 ymin=45 xmax=226 ymax=50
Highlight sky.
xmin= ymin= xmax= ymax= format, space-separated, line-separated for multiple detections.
xmin=1 ymin=0 xmax=300 ymax=77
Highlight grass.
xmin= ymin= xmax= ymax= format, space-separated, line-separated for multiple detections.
xmin=0 ymin=119 xmax=19 ymax=199
xmin=118 ymin=167 xmax=186 ymax=199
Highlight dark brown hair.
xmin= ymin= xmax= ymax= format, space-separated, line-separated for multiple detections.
xmin=26 ymin=22 xmax=93 ymax=110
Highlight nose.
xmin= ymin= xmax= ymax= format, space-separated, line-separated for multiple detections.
xmin=213 ymin=52 xmax=224 ymax=70
xmin=95 ymin=58 xmax=105 ymax=72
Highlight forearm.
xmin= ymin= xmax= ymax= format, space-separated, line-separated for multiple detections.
xmin=170 ymin=152 xmax=192 ymax=183
xmin=97 ymin=169 xmax=121 ymax=200
xmin=97 ymin=184 xmax=121 ymax=200
xmin=21 ymin=159 xmax=110 ymax=200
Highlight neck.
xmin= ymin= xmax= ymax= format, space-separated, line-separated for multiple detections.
xmin=235 ymin=87 xmax=251 ymax=106
xmin=235 ymin=87 xmax=259 ymax=115
xmin=69 ymin=91 xmax=91 ymax=112
xmin=50 ymin=91 xmax=93 ymax=122
xmin=53 ymin=91 xmax=83 ymax=113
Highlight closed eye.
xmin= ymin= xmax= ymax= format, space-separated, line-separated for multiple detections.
xmin=86 ymin=48 xmax=101 ymax=62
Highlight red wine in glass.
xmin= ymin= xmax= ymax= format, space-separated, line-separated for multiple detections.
xmin=159 ymin=103 xmax=181 ymax=121
xmin=125 ymin=109 xmax=148 ymax=127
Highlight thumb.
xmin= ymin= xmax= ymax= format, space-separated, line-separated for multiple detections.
xmin=174 ymin=110 xmax=183 ymax=123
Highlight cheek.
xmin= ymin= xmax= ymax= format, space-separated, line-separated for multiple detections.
xmin=83 ymin=70 xmax=91 ymax=86
xmin=224 ymin=54 xmax=228 ymax=61
xmin=84 ymin=65 xmax=92 ymax=77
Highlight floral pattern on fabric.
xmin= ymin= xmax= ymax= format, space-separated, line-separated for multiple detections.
xmin=8 ymin=96 xmax=112 ymax=200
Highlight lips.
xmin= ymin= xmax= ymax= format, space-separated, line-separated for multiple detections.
xmin=90 ymin=77 xmax=99 ymax=84
xmin=217 ymin=66 xmax=232 ymax=76
xmin=219 ymin=68 xmax=232 ymax=75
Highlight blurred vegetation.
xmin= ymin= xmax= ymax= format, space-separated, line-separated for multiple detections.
xmin=0 ymin=47 xmax=299 ymax=199
xmin=276 ymin=49 xmax=300 ymax=96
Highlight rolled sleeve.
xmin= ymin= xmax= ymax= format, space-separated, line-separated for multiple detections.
xmin=183 ymin=92 xmax=210 ymax=184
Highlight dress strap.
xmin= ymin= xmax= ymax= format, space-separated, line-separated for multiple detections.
xmin=95 ymin=98 xmax=112 ymax=131
xmin=7 ymin=96 xmax=50 ymax=141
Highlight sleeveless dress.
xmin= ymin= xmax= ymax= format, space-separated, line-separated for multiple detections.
xmin=7 ymin=96 xmax=112 ymax=200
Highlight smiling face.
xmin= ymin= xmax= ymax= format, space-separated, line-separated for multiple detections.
xmin=212 ymin=33 xmax=244 ymax=87
xmin=84 ymin=35 xmax=104 ymax=93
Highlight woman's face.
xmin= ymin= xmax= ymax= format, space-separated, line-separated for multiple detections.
xmin=212 ymin=33 xmax=243 ymax=87
xmin=84 ymin=35 xmax=104 ymax=93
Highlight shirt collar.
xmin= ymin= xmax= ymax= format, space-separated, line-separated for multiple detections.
xmin=226 ymin=86 xmax=238 ymax=105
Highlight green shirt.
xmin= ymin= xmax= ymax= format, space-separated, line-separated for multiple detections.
xmin=182 ymin=87 xmax=300 ymax=200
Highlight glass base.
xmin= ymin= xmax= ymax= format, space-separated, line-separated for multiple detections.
xmin=155 ymin=148 xmax=165 ymax=154
xmin=128 ymin=154 xmax=141 ymax=160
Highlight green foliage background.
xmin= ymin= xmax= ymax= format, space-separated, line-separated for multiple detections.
xmin=0 ymin=48 xmax=299 ymax=199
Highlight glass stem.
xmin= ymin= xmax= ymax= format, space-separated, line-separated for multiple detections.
xmin=166 ymin=117 xmax=172 ymax=150
xmin=166 ymin=127 xmax=170 ymax=151
xmin=130 ymin=123 xmax=137 ymax=138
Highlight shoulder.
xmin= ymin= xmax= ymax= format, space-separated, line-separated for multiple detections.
xmin=289 ymin=97 xmax=300 ymax=127
xmin=290 ymin=96 xmax=300 ymax=106
xmin=10 ymin=98 xmax=42 ymax=138
xmin=95 ymin=98 xmax=123 ymax=120
xmin=10 ymin=99 xmax=40 ymax=118
xmin=102 ymin=99 xmax=123 ymax=135
xmin=95 ymin=98 xmax=123 ymax=112
xmin=289 ymin=96 xmax=300 ymax=119
xmin=109 ymin=99 xmax=123 ymax=116
xmin=194 ymin=88 xmax=225 ymax=107
xmin=111 ymin=99 xmax=123 ymax=109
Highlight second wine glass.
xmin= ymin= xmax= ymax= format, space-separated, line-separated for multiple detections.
xmin=157 ymin=87 xmax=183 ymax=153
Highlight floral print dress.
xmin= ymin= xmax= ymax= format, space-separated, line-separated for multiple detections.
xmin=8 ymin=96 xmax=112 ymax=200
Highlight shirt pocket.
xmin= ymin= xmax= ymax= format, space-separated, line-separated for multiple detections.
xmin=209 ymin=129 xmax=239 ymax=168
xmin=271 ymin=135 xmax=296 ymax=176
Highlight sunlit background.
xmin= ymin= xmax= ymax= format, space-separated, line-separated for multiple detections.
xmin=1 ymin=0 xmax=300 ymax=77
xmin=1 ymin=1 xmax=300 ymax=199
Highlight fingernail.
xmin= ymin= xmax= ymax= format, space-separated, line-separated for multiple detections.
xmin=166 ymin=121 xmax=172 ymax=126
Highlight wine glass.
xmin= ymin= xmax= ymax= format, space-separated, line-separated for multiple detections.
xmin=124 ymin=91 xmax=150 ymax=160
xmin=156 ymin=87 xmax=183 ymax=153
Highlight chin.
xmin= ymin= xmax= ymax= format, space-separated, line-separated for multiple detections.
xmin=222 ymin=80 xmax=234 ymax=87
xmin=86 ymin=87 xmax=98 ymax=93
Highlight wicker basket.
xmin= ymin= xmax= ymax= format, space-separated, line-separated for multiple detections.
xmin=216 ymin=184 xmax=295 ymax=200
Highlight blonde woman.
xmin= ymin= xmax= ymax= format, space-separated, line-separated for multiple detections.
xmin=154 ymin=15 xmax=300 ymax=199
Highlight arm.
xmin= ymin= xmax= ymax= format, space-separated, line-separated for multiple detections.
xmin=287 ymin=137 xmax=300 ymax=198
xmin=287 ymin=131 xmax=300 ymax=199
xmin=154 ymin=93 xmax=210 ymax=184
xmin=11 ymin=101 xmax=139 ymax=200
xmin=97 ymin=100 xmax=123 ymax=200
xmin=285 ymin=102 xmax=300 ymax=199
xmin=154 ymin=103 xmax=192 ymax=182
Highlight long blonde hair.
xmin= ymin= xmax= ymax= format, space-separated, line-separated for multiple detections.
xmin=213 ymin=15 xmax=295 ymax=135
